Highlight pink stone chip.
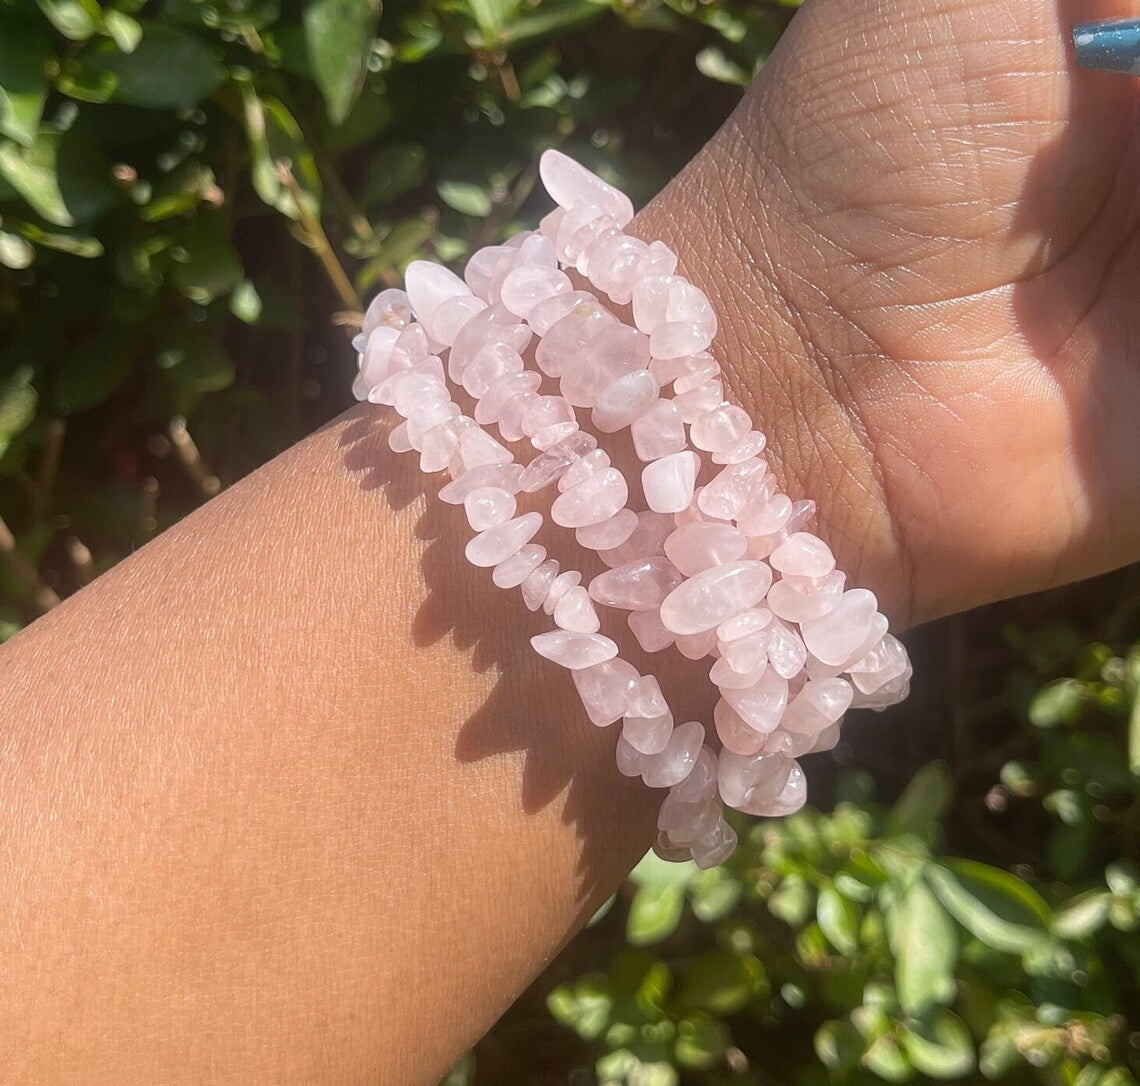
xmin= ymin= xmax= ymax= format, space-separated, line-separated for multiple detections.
xmin=628 ymin=609 xmax=676 ymax=653
xmin=543 ymin=570 xmax=583 ymax=615
xmin=663 ymin=522 xmax=748 ymax=577
xmin=714 ymin=699 xmax=768 ymax=756
xmin=631 ymin=399 xmax=686 ymax=461
xmin=464 ymin=486 xmax=516 ymax=530
xmin=530 ymin=630 xmax=619 ymax=670
xmin=499 ymin=264 xmax=572 ymax=319
xmin=572 ymin=658 xmax=640 ymax=726
xmin=643 ymin=721 xmax=704 ymax=788
xmin=591 ymin=370 xmax=660 ymax=433
xmin=558 ymin=448 xmax=609 ymax=492
xmin=698 ymin=458 xmax=773 ymax=521
xmin=492 ymin=543 xmax=546 ymax=589
xmin=718 ymin=750 xmax=794 ymax=815
xmin=521 ymin=559 xmax=559 ymax=611
xmin=781 ymin=678 xmax=854 ymax=735
xmin=589 ymin=556 xmax=684 ymax=611
xmin=554 ymin=585 xmax=600 ymax=633
xmin=767 ymin=570 xmax=845 ymax=623
xmin=404 ymin=260 xmax=471 ymax=338
xmin=721 ymin=668 xmax=789 ymax=733
xmin=642 ymin=450 xmax=700 ymax=514
xmin=575 ymin=508 xmax=638 ymax=551
xmin=769 ymin=532 xmax=837 ymax=578
xmin=551 ymin=467 xmax=628 ymax=528
xmin=438 ymin=462 xmax=524 ymax=504
xmin=464 ymin=511 xmax=542 ymax=568
xmin=800 ymin=587 xmax=878 ymax=666
xmin=659 ymin=560 xmax=773 ymax=635
xmin=597 ymin=510 xmax=674 ymax=568
xmin=539 ymin=149 xmax=635 ymax=226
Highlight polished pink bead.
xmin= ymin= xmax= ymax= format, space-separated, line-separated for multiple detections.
xmin=721 ymin=668 xmax=789 ymax=733
xmin=631 ymin=399 xmax=686 ymax=461
xmin=767 ymin=570 xmax=845 ymax=623
xmin=387 ymin=421 xmax=412 ymax=453
xmin=543 ymin=570 xmax=583 ymax=615
xmin=530 ymin=630 xmax=618 ymax=670
xmin=766 ymin=619 xmax=808 ymax=679
xmin=531 ymin=421 xmax=581 ymax=450
xmin=463 ymin=244 xmax=511 ymax=300
xmin=419 ymin=416 xmax=471 ymax=473
xmin=848 ymin=634 xmax=910 ymax=695
xmin=448 ymin=304 xmax=531 ymax=382
xmin=800 ymin=588 xmax=878 ymax=666
xmin=738 ymin=493 xmax=792 ymax=538
xmin=358 ymin=326 xmax=400 ymax=393
xmin=491 ymin=543 xmax=547 ymax=589
xmin=588 ymin=233 xmax=648 ymax=305
xmin=650 ymin=320 xmax=715 ymax=360
xmin=690 ymin=817 xmax=737 ymax=870
xmin=572 ymin=658 xmax=640 ymax=726
xmin=438 ymin=462 xmax=524 ymax=503
xmin=588 ymin=556 xmax=683 ymax=610
xmin=551 ymin=467 xmax=628 ymax=528
xmin=499 ymin=264 xmax=572 ymax=319
xmin=718 ymin=750 xmax=794 ymax=814
xmin=628 ymin=609 xmax=676 ymax=653
xmin=558 ymin=448 xmax=610 ymax=492
xmin=474 ymin=370 xmax=541 ymax=426
xmin=558 ymin=323 xmax=650 ymax=407
xmin=673 ymin=379 xmax=724 ymax=423
xmin=698 ymin=458 xmax=773 ymax=521
xmin=520 ymin=394 xmax=575 ymax=438
xmin=636 ymin=240 xmax=678 ymax=280
xmin=713 ymin=429 xmax=767 ymax=465
xmin=650 ymin=351 xmax=717 ymax=389
xmin=716 ymin=607 xmax=772 ymax=643
xmin=575 ymin=508 xmax=638 ymax=551
xmin=535 ymin=302 xmax=616 ymax=379
xmin=496 ymin=391 xmax=540 ymax=442
xmin=622 ymin=676 xmax=673 ymax=753
xmin=464 ymin=511 xmax=542 ymax=567
xmin=663 ymin=522 xmax=748 ymax=577
xmin=631 ymin=274 xmax=674 ymax=333
xmin=675 ymin=628 xmax=718 ymax=660
xmin=720 ymin=627 xmax=769 ymax=675
xmin=461 ymin=342 xmax=524 ymax=398
xmin=781 ymin=677 xmax=853 ymax=735
xmin=806 ymin=613 xmax=889 ymax=681
xmin=405 ymin=260 xmax=471 ymax=338
xmin=643 ymin=721 xmax=704 ymax=788
xmin=539 ymin=150 xmax=635 ymax=225
xmin=454 ymin=426 xmax=512 ymax=471
xmin=851 ymin=663 xmax=911 ymax=710
xmin=591 ymin=370 xmax=660 ymax=433
xmin=526 ymin=290 xmax=597 ymax=336
xmin=555 ymin=205 xmax=615 ymax=264
xmin=714 ymin=698 xmax=769 ymax=756
xmin=431 ymin=294 xmax=487 ymax=346
xmin=710 ymin=653 xmax=766 ymax=690
xmin=361 ymin=287 xmax=411 ymax=337
xmin=521 ymin=559 xmax=559 ymax=610
xmin=464 ymin=486 xmax=516 ymax=530
xmin=659 ymin=560 xmax=772 ymax=635
xmin=642 ymin=450 xmax=700 ymax=514
xmin=519 ymin=432 xmax=598 ymax=493
xmin=554 ymin=585 xmax=600 ymax=633
xmin=770 ymin=532 xmax=837 ymax=578
xmin=598 ymin=510 xmax=674 ymax=568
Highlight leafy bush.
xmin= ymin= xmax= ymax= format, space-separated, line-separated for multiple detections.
xmin=1 ymin=4 xmax=1137 ymax=1085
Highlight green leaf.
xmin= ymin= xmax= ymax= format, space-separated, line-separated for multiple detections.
xmin=677 ymin=950 xmax=766 ymax=1015
xmin=1126 ymin=645 xmax=1140 ymax=774
xmin=466 ymin=0 xmax=519 ymax=41
xmin=0 ymin=367 xmax=37 ymax=459
xmin=0 ymin=229 xmax=34 ymax=268
xmin=0 ymin=129 xmax=116 ymax=227
xmin=674 ymin=1012 xmax=729 ymax=1070
xmin=689 ymin=866 xmax=741 ymax=923
xmin=155 ymin=328 xmax=235 ymax=393
xmin=927 ymin=860 xmax=1052 ymax=956
xmin=170 ymin=213 xmax=243 ymax=304
xmin=861 ymin=1035 xmax=913 ymax=1081
xmin=546 ymin=974 xmax=612 ymax=1041
xmin=817 ymin=885 xmax=859 ymax=956
xmin=52 ymin=330 xmax=136 ymax=415
xmin=78 ymin=24 xmax=223 ymax=110
xmin=437 ymin=179 xmax=493 ymax=218
xmin=695 ymin=45 xmax=752 ymax=86
xmin=1053 ymin=890 xmax=1111 ymax=940
xmin=303 ymin=0 xmax=379 ymax=124
xmin=815 ymin=1019 xmax=864 ymax=1075
xmin=359 ymin=142 xmax=427 ymax=209
xmin=900 ymin=1010 xmax=975 ymax=1079
xmin=627 ymin=882 xmax=686 ymax=946
xmin=102 ymin=10 xmax=142 ymax=52
xmin=888 ymin=762 xmax=951 ymax=844
xmin=1029 ymin=678 xmax=1083 ymax=728
xmin=769 ymin=873 xmax=813 ymax=926
xmin=499 ymin=0 xmax=603 ymax=46
xmin=0 ymin=21 xmax=50 ymax=146
xmin=16 ymin=220 xmax=103 ymax=257
xmin=890 ymin=877 xmax=957 ymax=1017
xmin=239 ymin=82 xmax=322 ymax=220
xmin=36 ymin=0 xmax=101 ymax=41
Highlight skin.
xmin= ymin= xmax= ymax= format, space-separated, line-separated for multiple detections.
xmin=0 ymin=0 xmax=1137 ymax=1080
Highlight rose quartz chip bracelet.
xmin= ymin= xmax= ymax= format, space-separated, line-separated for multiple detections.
xmin=350 ymin=151 xmax=912 ymax=869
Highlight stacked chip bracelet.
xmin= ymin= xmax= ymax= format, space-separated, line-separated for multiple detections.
xmin=351 ymin=150 xmax=912 ymax=868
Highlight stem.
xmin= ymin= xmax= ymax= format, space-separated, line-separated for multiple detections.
xmin=0 ymin=513 xmax=60 ymax=613
xmin=32 ymin=418 xmax=64 ymax=523
xmin=275 ymin=161 xmax=361 ymax=312
xmin=168 ymin=417 xmax=221 ymax=499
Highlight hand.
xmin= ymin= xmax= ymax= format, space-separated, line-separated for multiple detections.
xmin=636 ymin=0 xmax=1140 ymax=627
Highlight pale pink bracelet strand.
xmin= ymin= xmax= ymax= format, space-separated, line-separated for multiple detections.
xmin=351 ymin=151 xmax=912 ymax=868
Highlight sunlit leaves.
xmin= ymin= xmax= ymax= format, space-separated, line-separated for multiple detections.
xmin=303 ymin=0 xmax=379 ymax=124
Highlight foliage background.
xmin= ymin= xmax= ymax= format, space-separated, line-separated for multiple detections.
xmin=0 ymin=0 xmax=1137 ymax=1083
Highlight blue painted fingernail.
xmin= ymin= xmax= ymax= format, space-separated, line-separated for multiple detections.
xmin=1074 ymin=17 xmax=1140 ymax=75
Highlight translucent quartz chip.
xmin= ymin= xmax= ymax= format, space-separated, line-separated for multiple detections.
xmin=800 ymin=587 xmax=878 ymax=666
xmin=738 ymin=493 xmax=792 ymax=538
xmin=806 ymin=613 xmax=889 ymax=681
xmin=698 ymin=458 xmax=774 ymax=521
xmin=713 ymin=429 xmax=768 ymax=466
xmin=390 ymin=369 xmax=447 ymax=416
xmin=404 ymin=261 xmax=472 ymax=336
xmin=769 ymin=532 xmax=837 ymax=578
xmin=448 ymin=304 xmax=531 ymax=382
xmin=637 ymin=240 xmax=678 ymax=281
xmin=431 ymin=294 xmax=487 ymax=346
xmin=720 ymin=627 xmax=769 ymax=674
xmin=464 ymin=244 xmax=511 ymax=299
xmin=714 ymin=698 xmax=769 ymax=756
xmin=464 ymin=486 xmax=516 ymax=530
xmin=671 ymin=748 xmax=717 ymax=804
xmin=558 ymin=448 xmax=609 ymax=492
xmin=358 ymin=326 xmax=400 ymax=392
xmin=710 ymin=654 xmax=766 ymax=691
xmin=492 ymin=544 xmax=546 ymax=589
xmin=591 ymin=370 xmax=660 ymax=433
xmin=598 ymin=510 xmax=674 ymax=568
xmin=766 ymin=570 xmax=846 ymax=623
xmin=627 ymin=611 xmax=673 ymax=655
xmin=361 ymin=287 xmax=411 ymax=337
xmin=388 ymin=422 xmax=412 ymax=453
xmin=651 ymin=351 xmax=717 ymax=389
xmin=495 ymin=391 xmax=540 ymax=442
xmin=520 ymin=395 xmax=575 ymax=439
xmin=631 ymin=399 xmax=686 ymax=461
xmin=781 ymin=677 xmax=854 ymax=735
xmin=588 ymin=233 xmax=648 ymax=305
xmin=543 ymin=570 xmax=582 ymax=615
xmin=643 ymin=721 xmax=704 ymax=788
xmin=663 ymin=522 xmax=748 ymax=577
xmin=572 ymin=658 xmax=640 ymax=726
xmin=659 ymin=794 xmax=719 ymax=849
xmin=536 ymin=302 xmax=618 ymax=381
xmin=650 ymin=321 xmax=714 ymax=360
xmin=530 ymin=630 xmax=619 ymax=670
xmin=615 ymin=733 xmax=648 ymax=778
xmin=551 ymin=467 xmax=628 ymax=528
xmin=717 ymin=749 xmax=793 ymax=811
xmin=716 ymin=607 xmax=772 ymax=643
xmin=558 ymin=323 xmax=650 ymax=407
xmin=419 ymin=416 xmax=472 ymax=473
xmin=461 ymin=342 xmax=524 ymax=399
xmin=532 ymin=421 xmax=580 ymax=451
xmin=589 ymin=556 xmax=683 ymax=611
xmin=454 ymin=426 xmax=512 ymax=472
xmin=848 ymin=633 xmax=910 ymax=695
xmin=721 ymin=668 xmax=789 ymax=733
xmin=521 ymin=559 xmax=559 ymax=611
xmin=691 ymin=818 xmax=737 ymax=870
xmin=499 ymin=264 xmax=572 ymax=319
xmin=642 ymin=450 xmax=700 ymax=514
xmin=623 ymin=700 xmax=674 ymax=755
xmin=474 ymin=370 xmax=542 ymax=426
xmin=576 ymin=225 xmax=621 ymax=278
xmin=539 ymin=149 xmax=635 ymax=226
xmin=575 ymin=508 xmax=638 ymax=551
xmin=464 ymin=512 xmax=542 ymax=568
xmin=374 ymin=355 xmax=446 ymax=408
xmin=766 ymin=619 xmax=808 ymax=679
xmin=675 ymin=628 xmax=718 ymax=660
xmin=851 ymin=664 xmax=912 ymax=710
xmin=519 ymin=432 xmax=598 ymax=493
xmin=627 ymin=673 xmax=668 ymax=718
xmin=527 ymin=290 xmax=597 ymax=337
xmin=438 ymin=462 xmax=524 ymax=503
xmin=659 ymin=560 xmax=773 ymax=635
xmin=554 ymin=585 xmax=600 ymax=633
xmin=673 ymin=380 xmax=723 ymax=424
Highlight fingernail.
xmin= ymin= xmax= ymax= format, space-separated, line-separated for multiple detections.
xmin=1074 ymin=17 xmax=1140 ymax=75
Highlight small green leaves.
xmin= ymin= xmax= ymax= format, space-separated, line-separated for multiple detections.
xmin=889 ymin=876 xmax=957 ymax=1017
xmin=303 ymin=0 xmax=379 ymax=124
xmin=1030 ymin=678 xmax=1085 ymax=728
xmin=0 ymin=22 xmax=51 ymax=146
xmin=899 ymin=1011 xmax=975 ymax=1078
